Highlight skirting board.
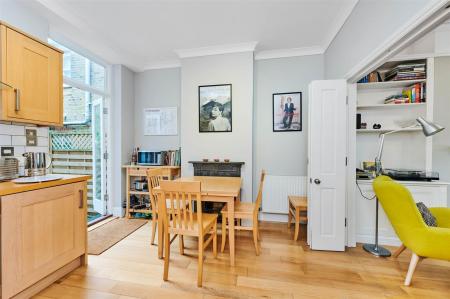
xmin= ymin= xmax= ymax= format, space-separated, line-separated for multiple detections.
xmin=112 ymin=206 xmax=124 ymax=217
xmin=260 ymin=212 xmax=288 ymax=223
xmin=11 ymin=258 xmax=81 ymax=299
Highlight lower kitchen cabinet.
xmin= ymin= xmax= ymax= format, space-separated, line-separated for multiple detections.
xmin=1 ymin=181 xmax=88 ymax=299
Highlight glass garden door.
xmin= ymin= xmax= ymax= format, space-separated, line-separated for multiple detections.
xmin=92 ymin=96 xmax=108 ymax=215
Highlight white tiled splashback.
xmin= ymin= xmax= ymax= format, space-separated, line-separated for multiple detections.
xmin=0 ymin=123 xmax=49 ymax=175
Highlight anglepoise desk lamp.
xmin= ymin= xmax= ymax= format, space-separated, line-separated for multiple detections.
xmin=363 ymin=116 xmax=445 ymax=257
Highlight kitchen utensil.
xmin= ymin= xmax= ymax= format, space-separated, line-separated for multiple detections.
xmin=134 ymin=180 xmax=147 ymax=191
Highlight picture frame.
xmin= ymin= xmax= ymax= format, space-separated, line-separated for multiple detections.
xmin=198 ymin=84 xmax=232 ymax=133
xmin=272 ymin=92 xmax=302 ymax=132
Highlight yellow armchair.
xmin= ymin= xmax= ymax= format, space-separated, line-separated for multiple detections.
xmin=373 ymin=176 xmax=450 ymax=286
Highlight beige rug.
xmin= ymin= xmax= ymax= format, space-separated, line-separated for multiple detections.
xmin=88 ymin=218 xmax=148 ymax=255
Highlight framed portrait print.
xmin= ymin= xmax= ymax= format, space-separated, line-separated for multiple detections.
xmin=198 ymin=84 xmax=232 ymax=132
xmin=272 ymin=92 xmax=302 ymax=132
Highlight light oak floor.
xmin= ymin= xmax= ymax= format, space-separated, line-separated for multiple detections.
xmin=35 ymin=222 xmax=450 ymax=299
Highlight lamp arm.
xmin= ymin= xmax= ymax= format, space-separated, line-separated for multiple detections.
xmin=374 ymin=124 xmax=418 ymax=176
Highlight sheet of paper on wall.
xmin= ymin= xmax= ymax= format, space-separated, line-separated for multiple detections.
xmin=144 ymin=107 xmax=178 ymax=136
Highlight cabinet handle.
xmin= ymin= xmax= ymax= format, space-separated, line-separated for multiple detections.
xmin=14 ymin=88 xmax=20 ymax=111
xmin=79 ymin=190 xmax=84 ymax=209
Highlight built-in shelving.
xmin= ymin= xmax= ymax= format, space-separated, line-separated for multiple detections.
xmin=354 ymin=57 xmax=432 ymax=172
xmin=357 ymin=79 xmax=426 ymax=90
xmin=129 ymin=190 xmax=148 ymax=195
xmin=129 ymin=208 xmax=151 ymax=214
xmin=357 ymin=103 xmax=426 ymax=109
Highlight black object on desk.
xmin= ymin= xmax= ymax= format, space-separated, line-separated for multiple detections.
xmin=383 ymin=169 xmax=439 ymax=181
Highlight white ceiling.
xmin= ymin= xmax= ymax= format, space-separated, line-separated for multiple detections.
xmin=25 ymin=0 xmax=358 ymax=72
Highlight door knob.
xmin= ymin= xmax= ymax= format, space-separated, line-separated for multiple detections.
xmin=314 ymin=179 xmax=321 ymax=185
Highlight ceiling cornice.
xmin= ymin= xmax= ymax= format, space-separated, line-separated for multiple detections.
xmin=254 ymin=46 xmax=324 ymax=60
xmin=139 ymin=60 xmax=181 ymax=72
xmin=175 ymin=41 xmax=258 ymax=59
xmin=322 ymin=0 xmax=359 ymax=52
xmin=141 ymin=45 xmax=325 ymax=71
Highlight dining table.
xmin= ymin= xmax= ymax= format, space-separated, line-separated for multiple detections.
xmin=154 ymin=176 xmax=241 ymax=266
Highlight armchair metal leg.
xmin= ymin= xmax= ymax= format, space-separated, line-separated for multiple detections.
xmin=392 ymin=244 xmax=406 ymax=258
xmin=404 ymin=253 xmax=423 ymax=286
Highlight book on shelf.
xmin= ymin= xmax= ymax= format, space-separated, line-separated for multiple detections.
xmin=384 ymin=96 xmax=410 ymax=104
xmin=382 ymin=82 xmax=426 ymax=104
xmin=402 ymin=82 xmax=426 ymax=103
xmin=160 ymin=148 xmax=181 ymax=166
xmin=384 ymin=63 xmax=426 ymax=81
xmin=357 ymin=71 xmax=382 ymax=83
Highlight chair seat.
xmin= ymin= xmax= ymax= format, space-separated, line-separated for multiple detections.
xmin=288 ymin=196 xmax=307 ymax=209
xmin=168 ymin=213 xmax=218 ymax=236
xmin=221 ymin=202 xmax=255 ymax=218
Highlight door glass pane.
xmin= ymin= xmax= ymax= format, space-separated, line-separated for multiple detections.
xmin=92 ymin=95 xmax=103 ymax=209
xmin=90 ymin=62 xmax=106 ymax=91
xmin=63 ymin=84 xmax=89 ymax=124
xmin=49 ymin=39 xmax=105 ymax=91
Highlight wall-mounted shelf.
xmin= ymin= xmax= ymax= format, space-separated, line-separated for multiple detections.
xmin=357 ymin=128 xmax=422 ymax=134
xmin=357 ymin=103 xmax=426 ymax=109
xmin=357 ymin=79 xmax=426 ymax=90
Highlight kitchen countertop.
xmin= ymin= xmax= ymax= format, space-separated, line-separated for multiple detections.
xmin=0 ymin=174 xmax=91 ymax=196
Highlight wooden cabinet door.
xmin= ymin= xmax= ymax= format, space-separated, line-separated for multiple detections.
xmin=1 ymin=182 xmax=86 ymax=298
xmin=3 ymin=26 xmax=62 ymax=125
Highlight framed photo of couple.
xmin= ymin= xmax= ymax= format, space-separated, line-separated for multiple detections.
xmin=272 ymin=92 xmax=302 ymax=132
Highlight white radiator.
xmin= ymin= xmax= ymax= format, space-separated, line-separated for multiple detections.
xmin=261 ymin=175 xmax=308 ymax=214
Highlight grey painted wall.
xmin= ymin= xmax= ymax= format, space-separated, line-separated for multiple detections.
xmin=433 ymin=57 xmax=450 ymax=207
xmin=134 ymin=68 xmax=181 ymax=151
xmin=111 ymin=65 xmax=135 ymax=216
xmin=0 ymin=0 xmax=48 ymax=40
xmin=253 ymin=55 xmax=324 ymax=197
xmin=181 ymin=52 xmax=254 ymax=202
xmin=325 ymin=0 xmax=430 ymax=79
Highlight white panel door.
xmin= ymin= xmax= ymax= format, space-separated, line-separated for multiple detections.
xmin=309 ymin=80 xmax=347 ymax=251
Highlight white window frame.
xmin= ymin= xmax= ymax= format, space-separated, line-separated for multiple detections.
xmin=49 ymin=34 xmax=113 ymax=216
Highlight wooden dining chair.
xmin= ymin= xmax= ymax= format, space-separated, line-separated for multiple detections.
xmin=158 ymin=180 xmax=218 ymax=287
xmin=146 ymin=168 xmax=168 ymax=245
xmin=221 ymin=170 xmax=266 ymax=255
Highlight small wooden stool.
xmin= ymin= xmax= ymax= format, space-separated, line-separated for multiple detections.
xmin=287 ymin=196 xmax=308 ymax=241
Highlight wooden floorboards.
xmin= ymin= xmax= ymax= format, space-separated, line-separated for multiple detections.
xmin=35 ymin=222 xmax=450 ymax=299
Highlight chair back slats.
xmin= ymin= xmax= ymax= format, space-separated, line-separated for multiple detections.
xmin=158 ymin=180 xmax=202 ymax=234
xmin=253 ymin=170 xmax=266 ymax=216
xmin=147 ymin=168 xmax=169 ymax=212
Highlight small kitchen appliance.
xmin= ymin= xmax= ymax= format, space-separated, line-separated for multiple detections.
xmin=23 ymin=152 xmax=52 ymax=177
xmin=137 ymin=151 xmax=162 ymax=165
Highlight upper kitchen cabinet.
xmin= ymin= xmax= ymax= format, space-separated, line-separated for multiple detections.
xmin=0 ymin=22 xmax=63 ymax=126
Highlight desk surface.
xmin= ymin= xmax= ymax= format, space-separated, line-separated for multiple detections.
xmin=357 ymin=179 xmax=450 ymax=186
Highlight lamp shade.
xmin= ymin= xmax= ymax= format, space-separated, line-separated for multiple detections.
xmin=416 ymin=117 xmax=445 ymax=137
